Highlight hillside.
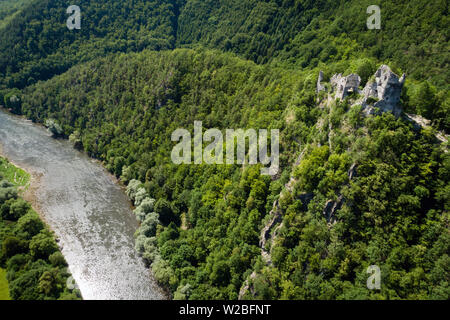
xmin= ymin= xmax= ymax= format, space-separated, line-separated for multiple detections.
xmin=16 ymin=49 xmax=450 ymax=300
xmin=0 ymin=0 xmax=181 ymax=88
xmin=0 ymin=0 xmax=32 ymax=29
xmin=178 ymin=0 xmax=449 ymax=88
xmin=0 ymin=0 xmax=448 ymax=89
xmin=0 ymin=0 xmax=447 ymax=132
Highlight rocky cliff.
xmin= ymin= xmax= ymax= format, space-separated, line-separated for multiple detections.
xmin=318 ymin=65 xmax=406 ymax=117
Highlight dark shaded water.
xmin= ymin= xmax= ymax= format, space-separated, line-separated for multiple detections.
xmin=0 ymin=110 xmax=164 ymax=300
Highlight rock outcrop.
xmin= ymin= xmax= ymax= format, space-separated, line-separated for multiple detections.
xmin=259 ymin=200 xmax=282 ymax=259
xmin=404 ymin=113 xmax=449 ymax=146
xmin=323 ymin=195 xmax=343 ymax=223
xmin=318 ymin=65 xmax=406 ymax=117
xmin=317 ymin=71 xmax=325 ymax=93
xmin=322 ymin=163 xmax=357 ymax=223
xmin=330 ymin=73 xmax=361 ymax=100
xmin=362 ymin=65 xmax=406 ymax=116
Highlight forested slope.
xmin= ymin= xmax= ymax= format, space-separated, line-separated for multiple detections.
xmin=0 ymin=0 xmax=447 ymax=130
xmin=177 ymin=0 xmax=449 ymax=87
xmin=17 ymin=49 xmax=450 ymax=300
xmin=0 ymin=0 xmax=448 ymax=89
xmin=0 ymin=0 xmax=181 ymax=88
xmin=0 ymin=0 xmax=32 ymax=29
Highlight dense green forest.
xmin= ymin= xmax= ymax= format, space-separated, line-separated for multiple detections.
xmin=0 ymin=157 xmax=81 ymax=300
xmin=0 ymin=0 xmax=32 ymax=29
xmin=0 ymin=0 xmax=448 ymax=87
xmin=0 ymin=0 xmax=181 ymax=88
xmin=177 ymin=0 xmax=449 ymax=87
xmin=0 ymin=0 xmax=448 ymax=300
xmin=0 ymin=0 xmax=447 ymax=130
xmin=14 ymin=48 xmax=449 ymax=300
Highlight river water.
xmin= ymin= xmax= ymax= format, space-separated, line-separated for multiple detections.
xmin=0 ymin=109 xmax=164 ymax=300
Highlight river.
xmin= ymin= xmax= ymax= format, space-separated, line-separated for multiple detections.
xmin=0 ymin=109 xmax=164 ymax=300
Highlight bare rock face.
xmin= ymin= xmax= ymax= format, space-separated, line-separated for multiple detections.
xmin=363 ymin=81 xmax=378 ymax=99
xmin=322 ymin=163 xmax=357 ymax=223
xmin=317 ymin=71 xmax=325 ymax=93
xmin=259 ymin=200 xmax=282 ymax=253
xmin=323 ymin=195 xmax=343 ymax=223
xmin=363 ymin=65 xmax=406 ymax=116
xmin=319 ymin=65 xmax=406 ymax=117
xmin=330 ymin=73 xmax=361 ymax=100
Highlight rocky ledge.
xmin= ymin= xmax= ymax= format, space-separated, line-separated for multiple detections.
xmin=317 ymin=65 xmax=406 ymax=117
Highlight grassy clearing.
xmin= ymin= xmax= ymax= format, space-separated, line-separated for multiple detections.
xmin=0 ymin=268 xmax=10 ymax=300
xmin=0 ymin=157 xmax=30 ymax=188
xmin=0 ymin=156 xmax=28 ymax=300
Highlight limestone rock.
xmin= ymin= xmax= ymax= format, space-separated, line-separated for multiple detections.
xmin=363 ymin=65 xmax=406 ymax=116
xmin=363 ymin=81 xmax=378 ymax=99
xmin=330 ymin=73 xmax=361 ymax=100
xmin=317 ymin=71 xmax=325 ymax=93
xmin=259 ymin=200 xmax=282 ymax=250
xmin=322 ymin=164 xmax=357 ymax=223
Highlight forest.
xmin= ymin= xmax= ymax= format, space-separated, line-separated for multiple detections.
xmin=12 ymin=48 xmax=449 ymax=300
xmin=0 ymin=0 xmax=448 ymax=300
xmin=0 ymin=0 xmax=447 ymax=131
